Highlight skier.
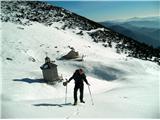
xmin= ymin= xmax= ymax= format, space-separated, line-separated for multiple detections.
xmin=64 ymin=69 xmax=90 ymax=105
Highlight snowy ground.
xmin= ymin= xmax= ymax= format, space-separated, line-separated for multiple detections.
xmin=1 ymin=22 xmax=160 ymax=118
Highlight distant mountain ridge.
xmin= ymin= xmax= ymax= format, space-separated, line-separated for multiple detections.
xmin=126 ymin=16 xmax=160 ymax=28
xmin=100 ymin=16 xmax=160 ymax=48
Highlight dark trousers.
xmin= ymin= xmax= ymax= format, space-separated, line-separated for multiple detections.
xmin=74 ymin=84 xmax=84 ymax=103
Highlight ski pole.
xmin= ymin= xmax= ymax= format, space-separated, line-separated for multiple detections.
xmin=87 ymin=85 xmax=94 ymax=105
xmin=65 ymin=79 xmax=68 ymax=104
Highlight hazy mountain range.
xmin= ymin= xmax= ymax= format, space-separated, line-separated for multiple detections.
xmin=100 ymin=16 xmax=160 ymax=48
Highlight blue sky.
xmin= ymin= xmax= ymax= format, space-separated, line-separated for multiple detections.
xmin=47 ymin=1 xmax=159 ymax=22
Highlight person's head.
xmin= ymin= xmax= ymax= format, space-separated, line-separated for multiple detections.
xmin=79 ymin=68 xmax=84 ymax=75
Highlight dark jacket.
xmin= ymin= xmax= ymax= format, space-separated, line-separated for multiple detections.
xmin=68 ymin=70 xmax=89 ymax=85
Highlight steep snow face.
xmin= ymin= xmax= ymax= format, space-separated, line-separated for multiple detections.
xmin=1 ymin=1 xmax=160 ymax=119
xmin=1 ymin=22 xmax=119 ymax=64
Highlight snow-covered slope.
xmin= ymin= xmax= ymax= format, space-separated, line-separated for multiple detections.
xmin=1 ymin=1 xmax=160 ymax=65
xmin=1 ymin=1 xmax=160 ymax=118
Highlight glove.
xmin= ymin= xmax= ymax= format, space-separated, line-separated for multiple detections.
xmin=63 ymin=82 xmax=67 ymax=86
xmin=63 ymin=81 xmax=69 ymax=86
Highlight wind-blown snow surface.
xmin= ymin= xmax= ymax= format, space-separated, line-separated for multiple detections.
xmin=1 ymin=21 xmax=160 ymax=118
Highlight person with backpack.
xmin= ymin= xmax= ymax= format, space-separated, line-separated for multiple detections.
xmin=64 ymin=69 xmax=90 ymax=105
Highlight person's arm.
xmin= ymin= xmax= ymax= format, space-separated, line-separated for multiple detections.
xmin=83 ymin=74 xmax=90 ymax=85
xmin=68 ymin=72 xmax=76 ymax=83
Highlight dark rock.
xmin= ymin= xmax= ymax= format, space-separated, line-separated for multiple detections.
xmin=6 ymin=57 xmax=13 ymax=61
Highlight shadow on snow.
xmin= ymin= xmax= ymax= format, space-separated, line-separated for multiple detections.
xmin=13 ymin=78 xmax=45 ymax=84
xmin=33 ymin=103 xmax=72 ymax=107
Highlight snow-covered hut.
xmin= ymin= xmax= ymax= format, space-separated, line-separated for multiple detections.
xmin=61 ymin=49 xmax=79 ymax=60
